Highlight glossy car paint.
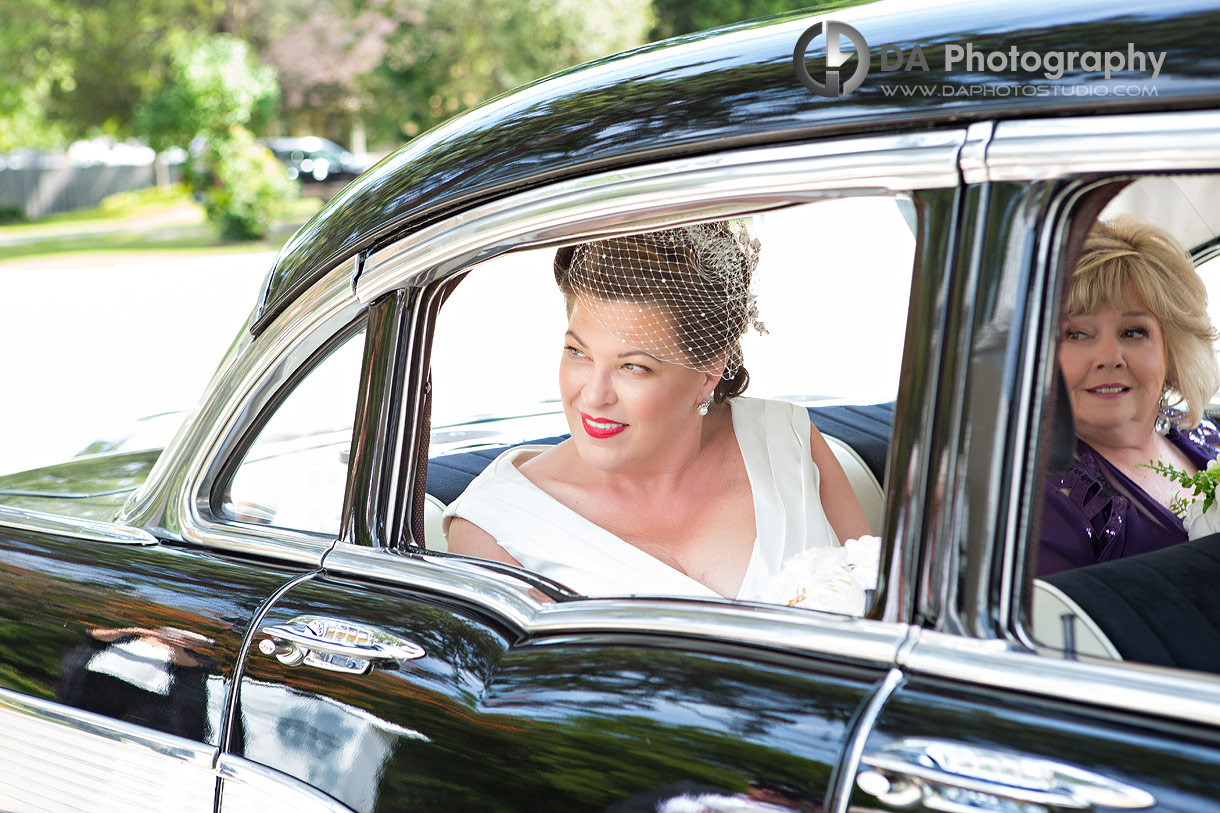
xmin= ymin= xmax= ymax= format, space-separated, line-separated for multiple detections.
xmin=0 ymin=520 xmax=313 ymax=807
xmin=0 ymin=450 xmax=160 ymax=521
xmin=235 ymin=574 xmax=888 ymax=810
xmin=861 ymin=677 xmax=1220 ymax=811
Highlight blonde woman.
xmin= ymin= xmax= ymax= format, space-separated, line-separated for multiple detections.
xmin=1040 ymin=216 xmax=1220 ymax=575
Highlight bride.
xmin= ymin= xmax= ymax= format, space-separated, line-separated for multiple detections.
xmin=444 ymin=222 xmax=871 ymax=599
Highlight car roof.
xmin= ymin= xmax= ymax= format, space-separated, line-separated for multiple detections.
xmin=254 ymin=0 xmax=1220 ymax=334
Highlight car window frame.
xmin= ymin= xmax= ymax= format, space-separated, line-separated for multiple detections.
xmin=209 ymin=316 xmax=369 ymax=538
xmin=312 ymin=131 xmax=968 ymax=652
xmin=907 ymin=108 xmax=1220 ymax=729
xmin=120 ymin=257 xmax=367 ymax=564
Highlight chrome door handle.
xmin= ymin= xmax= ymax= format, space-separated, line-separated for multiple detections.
xmin=258 ymin=615 xmax=425 ymax=675
xmin=858 ymin=738 xmax=1155 ymax=811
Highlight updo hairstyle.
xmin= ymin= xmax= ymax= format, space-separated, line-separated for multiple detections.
xmin=554 ymin=222 xmax=758 ymax=403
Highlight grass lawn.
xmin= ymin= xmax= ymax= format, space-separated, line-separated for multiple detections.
xmin=0 ymin=186 xmax=322 ymax=263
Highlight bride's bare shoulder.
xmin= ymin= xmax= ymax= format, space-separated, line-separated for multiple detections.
xmin=446 ymin=517 xmax=522 ymax=566
xmin=515 ymin=439 xmax=576 ymax=483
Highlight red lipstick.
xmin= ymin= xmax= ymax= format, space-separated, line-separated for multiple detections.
xmin=581 ymin=413 xmax=628 ymax=439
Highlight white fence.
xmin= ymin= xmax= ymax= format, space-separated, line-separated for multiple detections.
xmin=0 ymin=163 xmax=176 ymax=218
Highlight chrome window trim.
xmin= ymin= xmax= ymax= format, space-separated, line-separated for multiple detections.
xmin=977 ymin=117 xmax=1220 ymax=719
xmin=991 ymin=185 xmax=1080 ymax=636
xmin=958 ymin=121 xmax=994 ymax=186
xmin=982 ymin=109 xmax=1220 ymax=181
xmin=217 ymin=754 xmax=354 ymax=812
xmin=1001 ymin=180 xmax=1100 ymax=642
xmin=904 ymin=630 xmax=1220 ymax=729
xmin=0 ymin=503 xmax=157 ymax=546
xmin=385 ymin=289 xmax=428 ymax=549
xmin=357 ymin=130 xmax=966 ymax=300
xmin=121 ymin=259 xmax=364 ymax=565
xmin=324 ymin=544 xmax=910 ymax=666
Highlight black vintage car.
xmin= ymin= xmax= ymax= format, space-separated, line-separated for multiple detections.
xmin=4 ymin=0 xmax=1220 ymax=810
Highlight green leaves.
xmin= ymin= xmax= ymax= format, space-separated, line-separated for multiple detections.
xmin=1141 ymin=456 xmax=1220 ymax=518
xmin=132 ymin=34 xmax=291 ymax=241
xmin=196 ymin=126 xmax=299 ymax=241
xmin=367 ymin=0 xmax=652 ymax=140
xmin=136 ymin=33 xmax=280 ymax=152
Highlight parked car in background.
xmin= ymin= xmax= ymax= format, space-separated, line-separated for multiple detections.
xmin=262 ymin=136 xmax=371 ymax=194
xmin=4 ymin=0 xmax=1220 ymax=810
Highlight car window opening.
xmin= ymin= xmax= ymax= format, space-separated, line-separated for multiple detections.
xmin=1028 ymin=173 xmax=1220 ymax=677
xmin=422 ymin=197 xmax=916 ymax=614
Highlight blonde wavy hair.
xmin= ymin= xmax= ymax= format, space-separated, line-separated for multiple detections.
xmin=1066 ymin=215 xmax=1220 ymax=429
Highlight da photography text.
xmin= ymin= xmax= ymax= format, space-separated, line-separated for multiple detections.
xmin=795 ymin=20 xmax=1167 ymax=98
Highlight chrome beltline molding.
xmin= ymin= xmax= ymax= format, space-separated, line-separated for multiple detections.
xmin=904 ymin=630 xmax=1220 ymax=729
xmin=0 ymin=502 xmax=156 ymax=546
xmin=324 ymin=544 xmax=907 ymax=666
xmin=120 ymin=259 xmax=361 ymax=564
xmin=983 ymin=109 xmax=1220 ymax=181
xmin=0 ymin=687 xmax=217 ymax=812
xmin=357 ymin=130 xmax=966 ymax=299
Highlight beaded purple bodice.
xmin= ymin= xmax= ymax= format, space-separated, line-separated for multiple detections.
xmin=1038 ymin=420 xmax=1220 ymax=576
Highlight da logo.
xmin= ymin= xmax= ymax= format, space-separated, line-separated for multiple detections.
xmin=793 ymin=21 xmax=870 ymax=98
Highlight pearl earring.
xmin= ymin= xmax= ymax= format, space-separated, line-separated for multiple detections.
xmin=697 ymin=396 xmax=713 ymax=416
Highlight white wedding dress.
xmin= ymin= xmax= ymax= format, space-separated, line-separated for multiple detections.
xmin=441 ymin=397 xmax=840 ymax=598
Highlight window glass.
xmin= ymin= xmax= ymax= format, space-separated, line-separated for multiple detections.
xmin=427 ymin=196 xmax=918 ymax=610
xmin=221 ymin=327 xmax=366 ymax=535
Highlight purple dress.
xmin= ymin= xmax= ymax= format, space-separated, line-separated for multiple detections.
xmin=1038 ymin=421 xmax=1220 ymax=577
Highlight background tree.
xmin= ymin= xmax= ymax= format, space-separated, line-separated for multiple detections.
xmin=0 ymin=0 xmax=223 ymax=149
xmin=136 ymin=32 xmax=297 ymax=240
xmin=650 ymin=0 xmax=817 ymax=39
xmin=0 ymin=0 xmax=74 ymax=150
xmin=249 ymin=0 xmax=397 ymax=152
xmin=5 ymin=0 xmax=813 ymax=155
xmin=368 ymin=0 xmax=652 ymax=141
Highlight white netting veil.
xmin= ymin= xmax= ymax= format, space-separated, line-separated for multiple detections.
xmin=554 ymin=221 xmax=766 ymax=393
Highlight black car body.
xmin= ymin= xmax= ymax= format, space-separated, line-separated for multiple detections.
xmin=4 ymin=0 xmax=1220 ymax=810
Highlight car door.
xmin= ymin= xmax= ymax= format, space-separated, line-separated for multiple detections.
xmin=846 ymin=112 xmax=1220 ymax=811
xmin=219 ymin=131 xmax=964 ymax=810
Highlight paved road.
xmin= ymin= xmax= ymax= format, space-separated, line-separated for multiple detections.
xmin=0 ymin=251 xmax=271 ymax=475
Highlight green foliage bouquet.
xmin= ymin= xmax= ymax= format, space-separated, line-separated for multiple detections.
xmin=1144 ymin=456 xmax=1220 ymax=539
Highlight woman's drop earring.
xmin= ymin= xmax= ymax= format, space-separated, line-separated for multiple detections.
xmin=1151 ymin=390 xmax=1180 ymax=434
xmin=697 ymin=396 xmax=713 ymax=416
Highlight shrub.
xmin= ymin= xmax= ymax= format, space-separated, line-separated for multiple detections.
xmin=198 ymin=128 xmax=299 ymax=241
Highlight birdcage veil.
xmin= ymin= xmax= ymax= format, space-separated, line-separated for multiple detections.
xmin=553 ymin=221 xmax=767 ymax=380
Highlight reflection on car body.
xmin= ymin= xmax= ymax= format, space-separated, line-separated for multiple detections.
xmin=4 ymin=0 xmax=1220 ymax=810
